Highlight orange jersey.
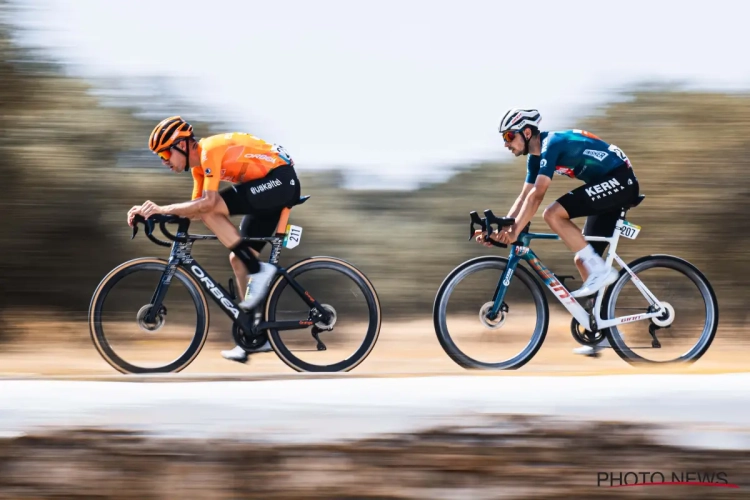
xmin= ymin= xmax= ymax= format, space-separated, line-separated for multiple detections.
xmin=190 ymin=132 xmax=294 ymax=200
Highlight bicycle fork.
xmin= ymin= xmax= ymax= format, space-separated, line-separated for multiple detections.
xmin=143 ymin=256 xmax=180 ymax=325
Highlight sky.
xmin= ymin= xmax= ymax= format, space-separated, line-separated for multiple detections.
xmin=9 ymin=0 xmax=750 ymax=189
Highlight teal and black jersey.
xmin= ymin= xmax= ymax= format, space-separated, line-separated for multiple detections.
xmin=526 ymin=129 xmax=633 ymax=185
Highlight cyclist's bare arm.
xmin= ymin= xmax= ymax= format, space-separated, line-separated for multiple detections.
xmin=510 ymin=175 xmax=550 ymax=232
xmin=474 ymin=181 xmax=535 ymax=246
xmin=160 ymin=190 xmax=222 ymax=218
xmin=507 ymin=182 xmax=535 ymax=219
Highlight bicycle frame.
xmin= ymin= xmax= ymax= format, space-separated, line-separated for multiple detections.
xmin=137 ymin=207 xmax=333 ymax=337
xmin=489 ymin=218 xmax=666 ymax=332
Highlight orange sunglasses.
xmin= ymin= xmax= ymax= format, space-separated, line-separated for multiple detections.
xmin=157 ymin=149 xmax=172 ymax=161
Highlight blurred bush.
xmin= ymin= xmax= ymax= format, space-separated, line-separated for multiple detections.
xmin=0 ymin=1 xmax=747 ymax=342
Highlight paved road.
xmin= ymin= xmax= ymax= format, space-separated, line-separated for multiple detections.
xmin=2 ymin=373 xmax=749 ymax=450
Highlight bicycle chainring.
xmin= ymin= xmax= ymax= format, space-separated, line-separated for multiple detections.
xmin=232 ymin=322 xmax=267 ymax=351
xmin=570 ymin=318 xmax=604 ymax=346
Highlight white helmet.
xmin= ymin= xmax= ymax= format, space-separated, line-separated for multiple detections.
xmin=498 ymin=108 xmax=542 ymax=133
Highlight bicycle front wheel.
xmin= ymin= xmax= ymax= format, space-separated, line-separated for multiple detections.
xmin=264 ymin=257 xmax=382 ymax=372
xmin=602 ymin=254 xmax=719 ymax=365
xmin=88 ymin=258 xmax=209 ymax=374
xmin=433 ymin=256 xmax=549 ymax=370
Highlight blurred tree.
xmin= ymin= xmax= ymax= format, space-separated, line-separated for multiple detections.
xmin=0 ymin=0 xmax=748 ymax=344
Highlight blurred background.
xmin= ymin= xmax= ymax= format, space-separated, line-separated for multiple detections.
xmin=1 ymin=0 xmax=748 ymax=346
xmin=1 ymin=1 xmax=749 ymax=498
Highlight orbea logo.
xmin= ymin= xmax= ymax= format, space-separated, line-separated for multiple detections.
xmin=597 ymin=471 xmax=738 ymax=489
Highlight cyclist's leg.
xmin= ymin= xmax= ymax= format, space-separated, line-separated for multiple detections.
xmin=220 ymin=165 xmax=300 ymax=310
xmin=575 ymin=212 xmax=618 ymax=281
xmin=550 ymin=165 xmax=639 ymax=297
xmin=572 ymin=210 xmax=625 ymax=356
xmin=219 ymin=166 xmax=300 ymax=362
xmin=230 ymin=210 xmax=283 ymax=301
xmin=220 ymin=215 xmax=272 ymax=362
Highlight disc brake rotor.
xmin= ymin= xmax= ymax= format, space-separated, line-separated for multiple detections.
xmin=136 ymin=304 xmax=166 ymax=333
xmin=479 ymin=302 xmax=506 ymax=329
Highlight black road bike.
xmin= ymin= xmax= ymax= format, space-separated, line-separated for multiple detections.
xmin=89 ymin=195 xmax=382 ymax=374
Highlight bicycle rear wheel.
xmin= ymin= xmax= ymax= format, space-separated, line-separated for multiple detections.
xmin=88 ymin=258 xmax=209 ymax=374
xmin=602 ymin=255 xmax=719 ymax=364
xmin=433 ymin=256 xmax=549 ymax=370
xmin=264 ymin=257 xmax=381 ymax=372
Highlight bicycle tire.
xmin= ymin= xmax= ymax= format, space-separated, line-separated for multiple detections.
xmin=601 ymin=254 xmax=719 ymax=365
xmin=88 ymin=257 xmax=210 ymax=374
xmin=264 ymin=256 xmax=382 ymax=372
xmin=433 ymin=256 xmax=549 ymax=370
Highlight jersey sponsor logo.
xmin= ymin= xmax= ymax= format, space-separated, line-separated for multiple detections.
xmin=244 ymin=153 xmax=276 ymax=163
xmin=585 ymin=178 xmax=622 ymax=199
xmin=540 ymin=159 xmax=547 ymax=169
xmin=583 ymin=149 xmax=608 ymax=161
xmin=250 ymin=178 xmax=282 ymax=195
xmin=541 ymin=137 xmax=549 ymax=153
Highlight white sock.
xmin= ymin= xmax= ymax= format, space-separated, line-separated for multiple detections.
xmin=576 ymin=244 xmax=605 ymax=275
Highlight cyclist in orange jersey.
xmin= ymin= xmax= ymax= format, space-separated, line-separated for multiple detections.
xmin=127 ymin=116 xmax=301 ymax=362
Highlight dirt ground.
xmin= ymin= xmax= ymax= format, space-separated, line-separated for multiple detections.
xmin=1 ymin=316 xmax=747 ymax=378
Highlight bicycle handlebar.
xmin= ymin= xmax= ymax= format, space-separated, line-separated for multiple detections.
xmin=469 ymin=210 xmax=516 ymax=248
xmin=131 ymin=214 xmax=188 ymax=247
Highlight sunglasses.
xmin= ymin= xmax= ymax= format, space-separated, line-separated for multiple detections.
xmin=155 ymin=139 xmax=187 ymax=162
xmin=502 ymin=130 xmax=521 ymax=143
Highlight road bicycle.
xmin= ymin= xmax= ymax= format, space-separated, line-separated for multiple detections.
xmin=89 ymin=195 xmax=382 ymax=374
xmin=433 ymin=194 xmax=719 ymax=369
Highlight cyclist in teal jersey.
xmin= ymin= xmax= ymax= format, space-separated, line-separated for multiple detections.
xmin=479 ymin=109 xmax=640 ymax=354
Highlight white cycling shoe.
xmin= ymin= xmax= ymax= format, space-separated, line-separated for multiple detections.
xmin=238 ymin=262 xmax=277 ymax=310
xmin=221 ymin=341 xmax=273 ymax=363
xmin=570 ymin=267 xmax=619 ymax=298
xmin=573 ymin=338 xmax=610 ymax=357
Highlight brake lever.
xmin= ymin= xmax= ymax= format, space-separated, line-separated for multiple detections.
xmin=482 ymin=209 xmax=511 ymax=249
xmin=469 ymin=211 xmax=486 ymax=240
xmin=131 ymin=215 xmax=146 ymax=240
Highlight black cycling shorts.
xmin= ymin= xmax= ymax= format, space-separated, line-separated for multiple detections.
xmin=556 ymin=164 xmax=639 ymax=256
xmin=220 ymin=165 xmax=301 ymax=252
